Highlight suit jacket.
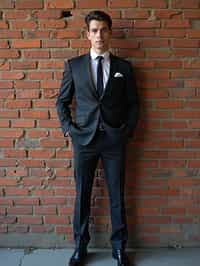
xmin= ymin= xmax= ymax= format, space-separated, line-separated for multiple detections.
xmin=56 ymin=52 xmax=139 ymax=146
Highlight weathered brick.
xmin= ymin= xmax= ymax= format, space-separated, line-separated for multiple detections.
xmin=15 ymin=0 xmax=43 ymax=9
xmin=109 ymin=0 xmax=136 ymax=7
xmin=47 ymin=0 xmax=74 ymax=8
xmin=12 ymin=40 xmax=41 ymax=48
xmin=140 ymin=0 xmax=167 ymax=8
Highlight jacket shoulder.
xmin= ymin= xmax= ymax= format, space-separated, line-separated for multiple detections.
xmin=66 ymin=54 xmax=87 ymax=66
xmin=111 ymin=54 xmax=132 ymax=69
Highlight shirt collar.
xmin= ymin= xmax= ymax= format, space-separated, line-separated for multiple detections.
xmin=90 ymin=48 xmax=110 ymax=61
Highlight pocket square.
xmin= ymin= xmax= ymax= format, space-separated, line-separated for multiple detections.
xmin=114 ymin=72 xmax=123 ymax=78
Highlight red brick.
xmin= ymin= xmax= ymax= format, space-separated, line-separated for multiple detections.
xmin=134 ymin=20 xmax=161 ymax=28
xmin=77 ymin=0 xmax=107 ymax=8
xmin=172 ymin=0 xmax=199 ymax=8
xmin=39 ymin=61 xmax=64 ymax=69
xmin=0 ymin=41 xmax=8 ymax=50
xmin=12 ymin=61 xmax=37 ymax=70
xmin=12 ymin=40 xmax=40 ymax=48
xmin=24 ymin=50 xmax=50 ymax=58
xmin=4 ymin=149 xmax=27 ymax=158
xmin=155 ymin=60 xmax=182 ymax=68
xmin=12 ymin=120 xmax=35 ymax=128
xmin=18 ymin=216 xmax=42 ymax=224
xmin=29 ymin=150 xmax=55 ymax=158
xmin=155 ymin=10 xmax=183 ymax=19
xmin=127 ymin=29 xmax=156 ymax=37
xmin=109 ymin=0 xmax=136 ymax=7
xmin=11 ymin=21 xmax=37 ymax=30
xmin=110 ymin=39 xmax=139 ymax=49
xmin=28 ymin=71 xmax=52 ymax=80
xmin=0 ymin=90 xmax=14 ymax=99
xmin=40 ymin=139 xmax=67 ymax=148
xmin=0 ymin=81 xmax=13 ymax=88
xmin=4 ymin=10 xmax=30 ymax=19
xmin=164 ymin=20 xmax=191 ymax=28
xmin=0 ymin=61 xmax=10 ymax=70
xmin=20 ymin=110 xmax=48 ymax=119
xmin=25 ymin=31 xmax=50 ymax=39
xmin=33 ymin=10 xmax=62 ymax=19
xmin=0 ymin=140 xmax=14 ymax=148
xmin=187 ymin=30 xmax=200 ymax=38
xmin=15 ymin=81 xmax=40 ymax=89
xmin=185 ymin=80 xmax=200 ymax=87
xmin=47 ymin=0 xmax=74 ymax=8
xmin=173 ymin=39 xmax=199 ymax=47
xmin=7 ymin=207 xmax=32 ymax=215
xmin=15 ymin=0 xmax=43 ymax=9
xmin=51 ymin=50 xmax=77 ymax=59
xmin=6 ymin=167 xmax=28 ymax=177
xmin=0 ymin=0 xmax=13 ymax=8
xmin=158 ymin=29 xmax=186 ymax=37
xmin=141 ymin=39 xmax=169 ymax=48
xmin=0 ymin=178 xmax=17 ymax=186
xmin=44 ymin=216 xmax=69 ymax=224
xmin=124 ymin=10 xmax=149 ymax=18
xmin=16 ymin=89 xmax=40 ymax=99
xmin=5 ymin=188 xmax=29 ymax=196
xmin=0 ymin=216 xmax=16 ymax=224
xmin=0 ymin=129 xmax=23 ymax=138
xmin=184 ymin=11 xmax=200 ymax=18
xmin=140 ymin=0 xmax=167 ymax=8
xmin=27 ymin=130 xmax=48 ymax=138
xmin=0 ymin=120 xmax=10 ymax=127
xmin=1 ymin=72 xmax=24 ymax=80
xmin=6 ymin=100 xmax=31 ymax=109
xmin=19 ymin=160 xmax=45 ymax=168
xmin=35 ymin=207 xmax=57 ymax=215
xmin=40 ymin=20 xmax=66 ymax=29
xmin=14 ymin=198 xmax=39 ymax=205
xmin=156 ymin=100 xmax=183 ymax=109
xmin=0 ymin=31 xmax=22 ymax=39
xmin=42 ymin=40 xmax=69 ymax=48
xmin=0 ymin=21 xmax=8 ymax=29
xmin=53 ymin=30 xmax=80 ymax=39
xmin=0 ymin=50 xmax=20 ymax=59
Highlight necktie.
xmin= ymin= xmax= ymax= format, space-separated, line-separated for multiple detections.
xmin=97 ymin=56 xmax=104 ymax=97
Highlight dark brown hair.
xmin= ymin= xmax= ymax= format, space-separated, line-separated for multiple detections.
xmin=85 ymin=10 xmax=112 ymax=30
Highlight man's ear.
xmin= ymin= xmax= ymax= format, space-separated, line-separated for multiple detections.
xmin=86 ymin=30 xmax=90 ymax=40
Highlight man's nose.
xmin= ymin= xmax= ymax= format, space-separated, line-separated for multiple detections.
xmin=97 ymin=30 xmax=103 ymax=38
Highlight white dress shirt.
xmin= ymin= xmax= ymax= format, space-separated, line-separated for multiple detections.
xmin=90 ymin=48 xmax=110 ymax=90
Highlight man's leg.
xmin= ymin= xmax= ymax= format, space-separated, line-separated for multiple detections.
xmin=101 ymin=139 xmax=128 ymax=250
xmin=73 ymin=140 xmax=99 ymax=249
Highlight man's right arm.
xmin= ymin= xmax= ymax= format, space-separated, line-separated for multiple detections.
xmin=56 ymin=60 xmax=75 ymax=136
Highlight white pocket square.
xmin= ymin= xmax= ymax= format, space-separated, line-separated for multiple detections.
xmin=114 ymin=72 xmax=123 ymax=78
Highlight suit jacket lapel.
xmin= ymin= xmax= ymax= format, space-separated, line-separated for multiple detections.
xmin=100 ymin=53 xmax=117 ymax=99
xmin=84 ymin=52 xmax=117 ymax=100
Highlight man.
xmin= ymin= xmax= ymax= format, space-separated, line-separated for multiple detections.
xmin=56 ymin=10 xmax=139 ymax=266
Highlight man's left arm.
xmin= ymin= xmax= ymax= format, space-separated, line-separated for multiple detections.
xmin=125 ymin=63 xmax=139 ymax=137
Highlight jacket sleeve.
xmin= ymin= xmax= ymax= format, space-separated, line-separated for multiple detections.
xmin=56 ymin=60 xmax=75 ymax=136
xmin=126 ymin=63 xmax=140 ymax=137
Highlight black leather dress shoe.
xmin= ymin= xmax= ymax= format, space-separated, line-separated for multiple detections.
xmin=68 ymin=248 xmax=87 ymax=266
xmin=112 ymin=249 xmax=129 ymax=266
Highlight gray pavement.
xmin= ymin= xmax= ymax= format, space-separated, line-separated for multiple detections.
xmin=0 ymin=247 xmax=200 ymax=266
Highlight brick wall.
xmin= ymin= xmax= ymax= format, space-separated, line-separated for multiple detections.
xmin=0 ymin=0 xmax=200 ymax=248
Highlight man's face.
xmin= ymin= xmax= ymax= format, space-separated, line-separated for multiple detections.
xmin=87 ymin=20 xmax=112 ymax=54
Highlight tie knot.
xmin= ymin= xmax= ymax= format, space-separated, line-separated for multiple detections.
xmin=97 ymin=56 xmax=104 ymax=62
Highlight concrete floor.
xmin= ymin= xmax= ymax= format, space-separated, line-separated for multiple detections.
xmin=0 ymin=247 xmax=200 ymax=266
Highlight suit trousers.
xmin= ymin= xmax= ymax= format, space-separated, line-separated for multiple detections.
xmin=71 ymin=129 xmax=128 ymax=250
